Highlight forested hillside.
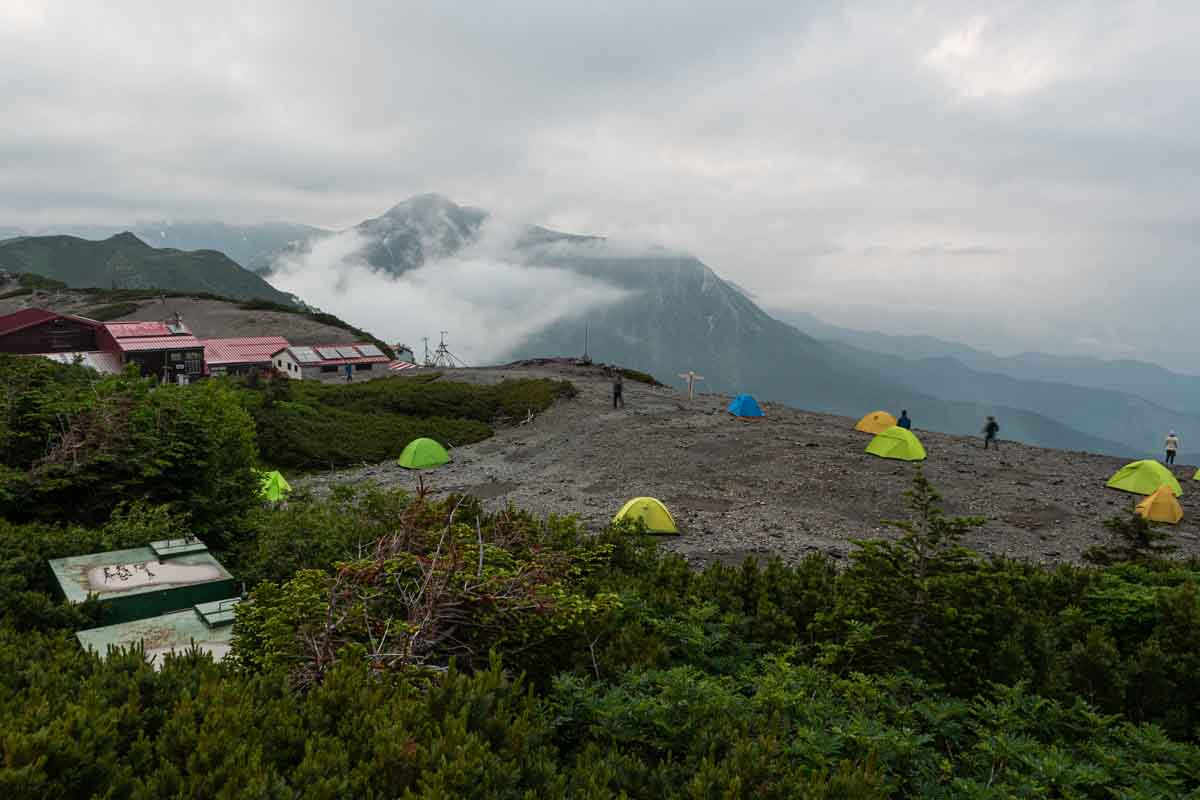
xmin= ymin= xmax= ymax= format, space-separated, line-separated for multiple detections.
xmin=2 ymin=354 xmax=1200 ymax=796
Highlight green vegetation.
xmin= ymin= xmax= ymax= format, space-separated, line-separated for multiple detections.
xmin=17 ymin=272 xmax=67 ymax=290
xmin=0 ymin=354 xmax=258 ymax=543
xmin=2 ymin=355 xmax=1200 ymax=796
xmin=80 ymin=301 xmax=140 ymax=321
xmin=615 ymin=365 xmax=664 ymax=386
xmin=235 ymin=297 xmax=396 ymax=358
xmin=237 ymin=371 xmax=576 ymax=470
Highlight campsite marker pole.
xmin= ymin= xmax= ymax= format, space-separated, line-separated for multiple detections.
xmin=678 ymin=371 xmax=704 ymax=401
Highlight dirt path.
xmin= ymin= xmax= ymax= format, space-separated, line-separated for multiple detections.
xmin=300 ymin=360 xmax=1200 ymax=567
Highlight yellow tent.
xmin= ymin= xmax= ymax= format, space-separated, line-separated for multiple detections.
xmin=855 ymin=411 xmax=898 ymax=434
xmin=1135 ymin=485 xmax=1183 ymax=524
xmin=613 ymin=497 xmax=678 ymax=534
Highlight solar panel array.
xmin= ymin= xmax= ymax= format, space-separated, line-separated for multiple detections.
xmin=357 ymin=344 xmax=384 ymax=357
xmin=336 ymin=347 xmax=360 ymax=359
xmin=290 ymin=346 xmax=321 ymax=364
xmin=316 ymin=347 xmax=342 ymax=360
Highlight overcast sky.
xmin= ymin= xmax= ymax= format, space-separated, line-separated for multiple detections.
xmin=3 ymin=2 xmax=1198 ymax=368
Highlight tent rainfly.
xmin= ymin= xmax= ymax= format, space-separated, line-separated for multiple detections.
xmin=259 ymin=470 xmax=291 ymax=502
xmin=865 ymin=426 xmax=927 ymax=462
xmin=1135 ymin=485 xmax=1183 ymax=524
xmin=397 ymin=437 xmax=450 ymax=470
xmin=855 ymin=411 xmax=898 ymax=434
xmin=613 ymin=497 xmax=678 ymax=534
xmin=727 ymin=394 xmax=764 ymax=418
xmin=1106 ymin=460 xmax=1182 ymax=497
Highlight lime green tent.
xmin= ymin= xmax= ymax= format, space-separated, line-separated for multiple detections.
xmin=865 ymin=426 xmax=927 ymax=462
xmin=613 ymin=497 xmax=678 ymax=534
xmin=258 ymin=470 xmax=291 ymax=502
xmin=1106 ymin=460 xmax=1182 ymax=497
xmin=398 ymin=437 xmax=450 ymax=470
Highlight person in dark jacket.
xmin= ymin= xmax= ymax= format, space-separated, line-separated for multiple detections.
xmin=612 ymin=370 xmax=624 ymax=409
xmin=983 ymin=416 xmax=1000 ymax=449
xmin=897 ymin=410 xmax=911 ymax=429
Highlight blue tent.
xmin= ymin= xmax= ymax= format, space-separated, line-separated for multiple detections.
xmin=728 ymin=394 xmax=764 ymax=417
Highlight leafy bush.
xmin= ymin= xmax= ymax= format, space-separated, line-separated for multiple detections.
xmin=238 ymin=373 xmax=575 ymax=470
xmin=0 ymin=356 xmax=258 ymax=542
xmin=81 ymin=301 xmax=141 ymax=321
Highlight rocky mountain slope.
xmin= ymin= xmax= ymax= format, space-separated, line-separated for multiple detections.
xmin=0 ymin=232 xmax=296 ymax=304
xmin=303 ymin=361 xmax=1200 ymax=568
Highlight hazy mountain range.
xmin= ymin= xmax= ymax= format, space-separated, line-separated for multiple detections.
xmin=8 ymin=194 xmax=1196 ymax=461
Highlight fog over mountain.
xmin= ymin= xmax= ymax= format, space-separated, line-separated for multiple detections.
xmin=4 ymin=3 xmax=1200 ymax=370
xmin=255 ymin=194 xmax=1169 ymax=459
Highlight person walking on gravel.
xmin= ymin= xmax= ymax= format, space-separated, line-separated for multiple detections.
xmin=983 ymin=416 xmax=1000 ymax=450
xmin=612 ymin=370 xmax=625 ymax=409
xmin=1165 ymin=430 xmax=1180 ymax=465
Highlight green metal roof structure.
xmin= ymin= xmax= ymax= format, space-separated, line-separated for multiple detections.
xmin=48 ymin=538 xmax=237 ymax=624
xmin=76 ymin=598 xmax=242 ymax=668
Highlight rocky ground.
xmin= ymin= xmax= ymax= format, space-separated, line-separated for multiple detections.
xmin=299 ymin=360 xmax=1200 ymax=568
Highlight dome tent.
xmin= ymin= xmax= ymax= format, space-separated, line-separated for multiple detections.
xmin=865 ymin=426 xmax=926 ymax=462
xmin=613 ymin=497 xmax=678 ymax=534
xmin=1135 ymin=485 xmax=1183 ymax=524
xmin=397 ymin=437 xmax=450 ymax=470
xmin=855 ymin=410 xmax=897 ymax=434
xmin=1106 ymin=460 xmax=1181 ymax=497
xmin=258 ymin=470 xmax=292 ymax=502
xmin=727 ymin=394 xmax=764 ymax=418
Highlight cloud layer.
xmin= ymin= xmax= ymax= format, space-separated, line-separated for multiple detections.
xmin=3 ymin=2 xmax=1200 ymax=368
xmin=266 ymin=223 xmax=628 ymax=364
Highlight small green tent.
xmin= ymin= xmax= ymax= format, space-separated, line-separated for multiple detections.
xmin=1106 ymin=460 xmax=1182 ymax=497
xmin=865 ymin=426 xmax=927 ymax=462
xmin=398 ymin=437 xmax=450 ymax=470
xmin=258 ymin=470 xmax=291 ymax=502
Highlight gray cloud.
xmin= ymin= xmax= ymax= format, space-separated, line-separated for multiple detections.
xmin=3 ymin=1 xmax=1199 ymax=368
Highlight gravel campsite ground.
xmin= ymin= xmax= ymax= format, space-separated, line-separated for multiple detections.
xmin=302 ymin=360 xmax=1200 ymax=567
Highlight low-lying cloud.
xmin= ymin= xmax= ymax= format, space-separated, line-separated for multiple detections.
xmin=267 ymin=223 xmax=629 ymax=364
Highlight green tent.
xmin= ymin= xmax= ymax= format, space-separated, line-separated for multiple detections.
xmin=397 ymin=437 xmax=450 ymax=470
xmin=258 ymin=470 xmax=291 ymax=502
xmin=865 ymin=426 xmax=927 ymax=462
xmin=1106 ymin=460 xmax=1182 ymax=497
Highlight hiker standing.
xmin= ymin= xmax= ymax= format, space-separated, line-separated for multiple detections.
xmin=897 ymin=410 xmax=911 ymax=430
xmin=612 ymin=370 xmax=625 ymax=409
xmin=1165 ymin=431 xmax=1180 ymax=465
xmin=983 ymin=416 xmax=1000 ymax=450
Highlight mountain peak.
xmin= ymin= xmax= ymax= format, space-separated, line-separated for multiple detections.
xmin=106 ymin=231 xmax=150 ymax=248
xmin=383 ymin=192 xmax=460 ymax=217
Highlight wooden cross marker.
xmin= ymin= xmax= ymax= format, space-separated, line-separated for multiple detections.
xmin=678 ymin=370 xmax=705 ymax=401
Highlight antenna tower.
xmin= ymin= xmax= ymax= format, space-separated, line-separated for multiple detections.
xmin=431 ymin=331 xmax=468 ymax=368
xmin=422 ymin=337 xmax=432 ymax=367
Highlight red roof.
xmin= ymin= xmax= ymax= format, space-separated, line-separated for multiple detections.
xmin=105 ymin=321 xmax=174 ymax=338
xmin=203 ymin=336 xmax=290 ymax=366
xmin=0 ymin=308 xmax=102 ymax=337
xmin=114 ymin=334 xmax=203 ymax=352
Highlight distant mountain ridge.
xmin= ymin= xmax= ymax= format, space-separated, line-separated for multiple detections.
xmin=4 ymin=221 xmax=329 ymax=272
xmin=776 ymin=309 xmax=1200 ymax=413
xmin=0 ymin=232 xmax=296 ymax=305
